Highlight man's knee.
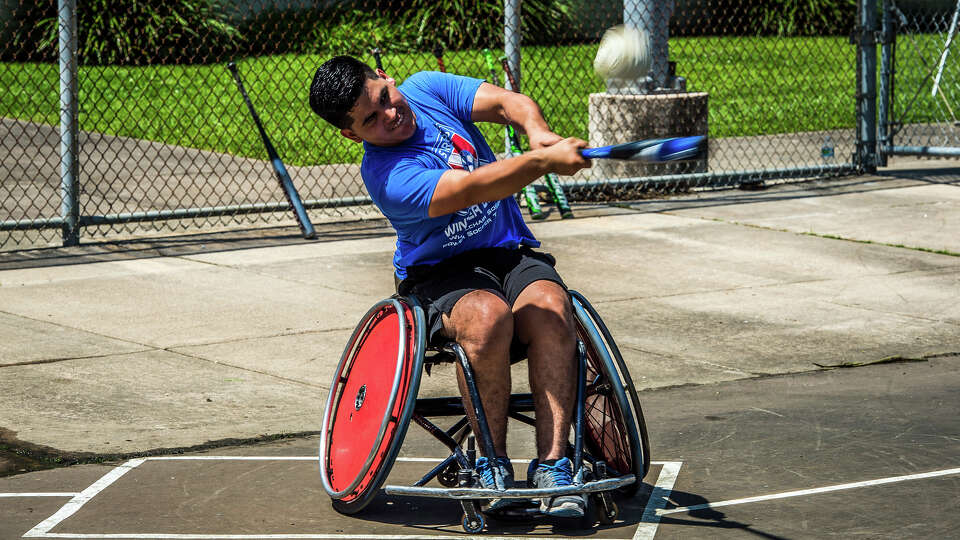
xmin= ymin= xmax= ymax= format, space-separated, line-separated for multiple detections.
xmin=445 ymin=290 xmax=514 ymax=352
xmin=515 ymin=283 xmax=575 ymax=345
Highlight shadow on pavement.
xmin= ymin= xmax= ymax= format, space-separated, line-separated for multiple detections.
xmin=660 ymin=489 xmax=790 ymax=540
xmin=620 ymin=172 xmax=960 ymax=215
xmin=350 ymin=492 xmax=649 ymax=536
xmin=0 ymin=220 xmax=396 ymax=271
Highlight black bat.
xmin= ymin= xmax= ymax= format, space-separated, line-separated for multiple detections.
xmin=371 ymin=47 xmax=384 ymax=71
xmin=433 ymin=44 xmax=446 ymax=73
xmin=481 ymin=49 xmax=543 ymax=219
xmin=227 ymin=62 xmax=316 ymax=239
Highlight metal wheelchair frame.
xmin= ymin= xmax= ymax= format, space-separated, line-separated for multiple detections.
xmin=319 ymin=290 xmax=650 ymax=533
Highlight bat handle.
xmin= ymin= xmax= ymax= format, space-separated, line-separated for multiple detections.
xmin=499 ymin=55 xmax=519 ymax=93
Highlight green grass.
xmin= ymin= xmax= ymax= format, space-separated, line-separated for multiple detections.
xmin=0 ymin=35 xmax=945 ymax=166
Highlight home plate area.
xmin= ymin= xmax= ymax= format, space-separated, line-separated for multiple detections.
xmin=16 ymin=454 xmax=960 ymax=539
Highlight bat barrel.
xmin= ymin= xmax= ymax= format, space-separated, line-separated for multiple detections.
xmin=580 ymin=136 xmax=706 ymax=162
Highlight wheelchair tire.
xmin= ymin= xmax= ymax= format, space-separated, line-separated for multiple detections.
xmin=319 ymin=296 xmax=426 ymax=514
xmin=570 ymin=290 xmax=651 ymax=497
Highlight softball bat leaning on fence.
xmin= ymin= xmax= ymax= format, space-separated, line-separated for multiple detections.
xmin=579 ymin=136 xmax=707 ymax=162
xmin=227 ymin=62 xmax=317 ymax=239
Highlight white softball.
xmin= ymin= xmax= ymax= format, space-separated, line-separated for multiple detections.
xmin=593 ymin=24 xmax=651 ymax=81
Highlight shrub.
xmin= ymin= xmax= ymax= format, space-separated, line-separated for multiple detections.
xmin=2 ymin=0 xmax=56 ymax=62
xmin=752 ymin=0 xmax=857 ymax=36
xmin=36 ymin=0 xmax=240 ymax=65
xmin=404 ymin=0 xmax=576 ymax=50
xmin=238 ymin=1 xmax=575 ymax=57
xmin=672 ymin=0 xmax=857 ymax=37
xmin=314 ymin=9 xmax=421 ymax=56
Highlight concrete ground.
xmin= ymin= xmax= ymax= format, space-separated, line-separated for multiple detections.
xmin=0 ymin=158 xmax=958 ymax=538
xmin=2 ymin=356 xmax=956 ymax=539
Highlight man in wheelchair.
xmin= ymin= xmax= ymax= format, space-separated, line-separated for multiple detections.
xmin=310 ymin=55 xmax=592 ymax=517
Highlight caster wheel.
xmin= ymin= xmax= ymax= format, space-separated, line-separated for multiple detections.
xmin=462 ymin=513 xmax=485 ymax=533
xmin=437 ymin=462 xmax=459 ymax=487
xmin=598 ymin=497 xmax=618 ymax=525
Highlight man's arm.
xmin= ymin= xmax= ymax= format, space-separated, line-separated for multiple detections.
xmin=471 ymin=82 xmax=559 ymax=150
xmin=428 ymin=83 xmax=589 ymax=218
xmin=428 ymin=138 xmax=587 ymax=217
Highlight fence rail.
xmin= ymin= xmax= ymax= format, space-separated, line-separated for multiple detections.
xmin=0 ymin=0 xmax=951 ymax=250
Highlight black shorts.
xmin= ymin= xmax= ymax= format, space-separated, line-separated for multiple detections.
xmin=396 ymin=246 xmax=567 ymax=343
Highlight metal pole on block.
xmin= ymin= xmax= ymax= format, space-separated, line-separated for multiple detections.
xmin=858 ymin=0 xmax=879 ymax=173
xmin=624 ymin=0 xmax=673 ymax=92
xmin=58 ymin=0 xmax=79 ymax=246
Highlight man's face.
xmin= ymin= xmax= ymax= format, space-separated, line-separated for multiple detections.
xmin=341 ymin=70 xmax=416 ymax=146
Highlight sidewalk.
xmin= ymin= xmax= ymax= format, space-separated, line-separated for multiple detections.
xmin=0 ymin=159 xmax=957 ymax=466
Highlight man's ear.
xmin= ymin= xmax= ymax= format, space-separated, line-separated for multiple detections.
xmin=340 ymin=128 xmax=362 ymax=143
xmin=376 ymin=68 xmax=396 ymax=86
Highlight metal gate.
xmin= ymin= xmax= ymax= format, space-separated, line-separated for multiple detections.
xmin=880 ymin=0 xmax=960 ymax=162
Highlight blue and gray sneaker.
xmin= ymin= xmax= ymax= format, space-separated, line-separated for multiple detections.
xmin=475 ymin=456 xmax=516 ymax=512
xmin=528 ymin=457 xmax=585 ymax=517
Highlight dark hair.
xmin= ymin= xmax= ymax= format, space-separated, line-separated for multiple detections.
xmin=309 ymin=55 xmax=379 ymax=130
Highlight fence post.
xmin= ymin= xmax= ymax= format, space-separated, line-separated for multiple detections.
xmin=58 ymin=0 xmax=79 ymax=246
xmin=878 ymin=0 xmax=894 ymax=167
xmin=858 ymin=0 xmax=879 ymax=173
xmin=504 ymin=0 xmax=520 ymax=155
xmin=624 ymin=0 xmax=673 ymax=91
xmin=504 ymin=0 xmax=520 ymax=91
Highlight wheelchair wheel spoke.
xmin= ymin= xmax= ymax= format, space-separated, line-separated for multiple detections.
xmin=581 ymin=346 xmax=633 ymax=477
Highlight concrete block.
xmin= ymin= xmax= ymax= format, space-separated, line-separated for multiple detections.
xmin=588 ymin=91 xmax=708 ymax=179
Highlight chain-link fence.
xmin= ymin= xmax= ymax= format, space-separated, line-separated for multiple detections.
xmin=881 ymin=0 xmax=960 ymax=161
xmin=0 ymin=0 xmax=896 ymax=250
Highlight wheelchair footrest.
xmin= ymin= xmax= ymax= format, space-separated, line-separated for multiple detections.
xmin=383 ymin=474 xmax=634 ymax=499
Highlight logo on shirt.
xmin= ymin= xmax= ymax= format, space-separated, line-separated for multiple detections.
xmin=431 ymin=122 xmax=499 ymax=249
xmin=433 ymin=123 xmax=478 ymax=172
xmin=443 ymin=200 xmax=500 ymax=248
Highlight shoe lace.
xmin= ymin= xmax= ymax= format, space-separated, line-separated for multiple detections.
xmin=477 ymin=457 xmax=510 ymax=487
xmin=539 ymin=461 xmax=573 ymax=486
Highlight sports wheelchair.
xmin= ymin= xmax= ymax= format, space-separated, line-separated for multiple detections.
xmin=318 ymin=290 xmax=650 ymax=533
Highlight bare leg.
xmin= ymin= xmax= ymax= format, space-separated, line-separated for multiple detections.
xmin=442 ymin=290 xmax=513 ymax=457
xmin=512 ymin=280 xmax=577 ymax=461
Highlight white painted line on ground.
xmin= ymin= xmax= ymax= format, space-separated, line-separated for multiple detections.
xmin=144 ymin=456 xmax=524 ymax=463
xmin=658 ymin=466 xmax=960 ymax=516
xmin=26 ymin=534 xmax=612 ymax=539
xmin=22 ymin=456 xmax=682 ymax=539
xmin=147 ymin=456 xmax=315 ymax=461
xmin=632 ymin=461 xmax=683 ymax=540
xmin=1 ymin=493 xmax=78 ymax=498
xmin=23 ymin=458 xmax=146 ymax=538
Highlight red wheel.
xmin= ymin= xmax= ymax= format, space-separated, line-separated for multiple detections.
xmin=319 ymin=296 xmax=425 ymax=514
xmin=571 ymin=290 xmax=650 ymax=497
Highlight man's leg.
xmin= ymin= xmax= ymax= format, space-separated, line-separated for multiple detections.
xmin=512 ymin=280 xmax=577 ymax=461
xmin=513 ymin=279 xmax=584 ymax=516
xmin=441 ymin=289 xmax=514 ymax=457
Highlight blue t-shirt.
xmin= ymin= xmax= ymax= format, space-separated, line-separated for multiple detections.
xmin=360 ymin=71 xmax=539 ymax=279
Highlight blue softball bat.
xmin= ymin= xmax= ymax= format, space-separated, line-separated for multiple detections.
xmin=579 ymin=135 xmax=707 ymax=162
